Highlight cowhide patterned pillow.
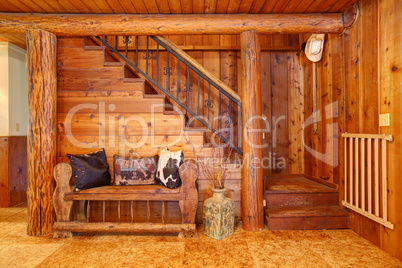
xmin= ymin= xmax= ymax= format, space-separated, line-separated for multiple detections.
xmin=156 ymin=149 xmax=184 ymax=189
xmin=113 ymin=155 xmax=159 ymax=185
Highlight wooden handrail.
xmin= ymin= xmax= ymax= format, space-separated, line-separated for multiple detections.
xmin=155 ymin=36 xmax=241 ymax=103
xmin=342 ymin=133 xmax=393 ymax=141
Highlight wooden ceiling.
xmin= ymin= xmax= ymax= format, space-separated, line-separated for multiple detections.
xmin=0 ymin=0 xmax=358 ymax=49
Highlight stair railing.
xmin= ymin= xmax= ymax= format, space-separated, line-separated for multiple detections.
xmin=342 ymin=133 xmax=394 ymax=229
xmin=95 ymin=35 xmax=242 ymax=155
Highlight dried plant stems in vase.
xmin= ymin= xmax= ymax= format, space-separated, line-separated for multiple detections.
xmin=199 ymin=146 xmax=232 ymax=189
xmin=199 ymin=145 xmax=235 ymax=240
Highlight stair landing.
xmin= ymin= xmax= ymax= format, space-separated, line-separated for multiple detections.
xmin=265 ymin=175 xmax=350 ymax=230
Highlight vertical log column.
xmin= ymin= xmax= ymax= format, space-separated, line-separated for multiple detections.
xmin=240 ymin=31 xmax=264 ymax=231
xmin=27 ymin=29 xmax=57 ymax=236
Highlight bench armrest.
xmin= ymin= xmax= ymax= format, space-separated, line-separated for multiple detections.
xmin=179 ymin=159 xmax=199 ymax=193
xmin=178 ymin=160 xmax=199 ymax=224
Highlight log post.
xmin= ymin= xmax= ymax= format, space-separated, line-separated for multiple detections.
xmin=240 ymin=31 xmax=264 ymax=231
xmin=27 ymin=29 xmax=57 ymax=236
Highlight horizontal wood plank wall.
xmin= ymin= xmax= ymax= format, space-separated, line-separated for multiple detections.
xmin=57 ymin=37 xmax=205 ymax=223
xmin=303 ymin=0 xmax=402 ymax=260
xmin=114 ymin=34 xmax=301 ymax=160
xmin=57 ymin=34 xmax=305 ymax=224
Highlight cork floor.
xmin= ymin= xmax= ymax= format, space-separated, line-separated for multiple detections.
xmin=1 ymin=204 xmax=401 ymax=268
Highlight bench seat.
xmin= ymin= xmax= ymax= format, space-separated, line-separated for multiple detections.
xmin=65 ymin=185 xmax=184 ymax=201
xmin=52 ymin=160 xmax=199 ymax=238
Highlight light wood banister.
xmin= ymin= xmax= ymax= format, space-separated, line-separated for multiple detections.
xmin=154 ymin=36 xmax=241 ymax=103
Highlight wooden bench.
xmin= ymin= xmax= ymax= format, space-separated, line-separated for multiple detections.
xmin=53 ymin=160 xmax=199 ymax=238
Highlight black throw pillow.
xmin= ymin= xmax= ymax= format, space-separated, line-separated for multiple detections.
xmin=67 ymin=149 xmax=111 ymax=191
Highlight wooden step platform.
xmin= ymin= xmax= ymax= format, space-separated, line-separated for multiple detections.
xmin=264 ymin=175 xmax=350 ymax=230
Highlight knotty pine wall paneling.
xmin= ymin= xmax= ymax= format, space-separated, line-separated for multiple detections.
xmin=0 ymin=136 xmax=27 ymax=207
xmin=303 ymin=0 xmax=401 ymax=260
xmin=377 ymin=0 xmax=402 ymax=260
xmin=57 ymin=34 xmax=305 ymax=224
xmin=115 ymin=34 xmax=303 ymax=168
xmin=261 ymin=35 xmax=305 ymax=177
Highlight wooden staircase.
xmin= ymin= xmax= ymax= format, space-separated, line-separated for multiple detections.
xmin=264 ymin=176 xmax=350 ymax=230
xmin=57 ymin=37 xmax=206 ymax=162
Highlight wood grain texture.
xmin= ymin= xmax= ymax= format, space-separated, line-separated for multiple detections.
xmin=53 ymin=163 xmax=73 ymax=238
xmin=27 ymin=29 xmax=57 ymax=236
xmin=0 ymin=13 xmax=346 ymax=35
xmin=53 ymin=222 xmax=196 ymax=233
xmin=52 ymin=161 xmax=198 ymax=236
xmin=303 ymin=0 xmax=401 ymax=261
xmin=0 ymin=138 xmax=9 ymax=207
xmin=0 ymin=0 xmax=358 ymax=14
xmin=240 ymin=31 xmax=264 ymax=231
xmin=8 ymin=136 xmax=28 ymax=206
xmin=271 ymin=51 xmax=289 ymax=174
xmin=378 ymin=0 xmax=402 ymax=260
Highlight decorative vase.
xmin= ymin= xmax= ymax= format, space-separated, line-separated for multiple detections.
xmin=203 ymin=188 xmax=235 ymax=240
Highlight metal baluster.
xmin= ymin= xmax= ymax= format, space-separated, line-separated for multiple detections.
xmin=177 ymin=60 xmax=180 ymax=99
xmin=135 ymin=36 xmax=139 ymax=66
xmin=186 ymin=66 xmax=190 ymax=107
xmin=115 ymin=36 xmax=118 ymax=50
xmin=197 ymin=75 xmax=200 ymax=116
xmin=238 ymin=107 xmax=242 ymax=148
xmin=125 ymin=36 xmax=128 ymax=58
xmin=156 ymin=43 xmax=159 ymax=84
xmin=105 ymin=36 xmax=107 ymax=44
xmin=228 ymin=100 xmax=232 ymax=141
xmin=218 ymin=91 xmax=221 ymax=133
xmin=207 ymin=83 xmax=211 ymax=123
xmin=146 ymin=36 xmax=149 ymax=75
xmin=166 ymin=51 xmax=170 ymax=92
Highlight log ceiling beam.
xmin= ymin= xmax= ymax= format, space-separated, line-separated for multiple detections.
xmin=0 ymin=12 xmax=356 ymax=36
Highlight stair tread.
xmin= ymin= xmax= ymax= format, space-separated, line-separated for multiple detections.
xmin=122 ymin=78 xmax=146 ymax=83
xmin=266 ymin=206 xmax=350 ymax=218
xmin=83 ymin=45 xmax=105 ymax=51
xmin=266 ymin=176 xmax=337 ymax=193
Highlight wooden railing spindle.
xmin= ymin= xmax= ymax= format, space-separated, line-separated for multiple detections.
xmin=355 ymin=137 xmax=359 ymax=207
xmin=368 ymin=138 xmax=372 ymax=214
xmin=361 ymin=138 xmax=365 ymax=211
xmin=374 ymin=139 xmax=379 ymax=216
xmin=382 ymin=139 xmax=388 ymax=222
xmin=349 ymin=137 xmax=353 ymax=205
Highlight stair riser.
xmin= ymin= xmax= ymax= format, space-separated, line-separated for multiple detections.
xmin=265 ymin=192 xmax=338 ymax=208
xmin=266 ymin=216 xmax=350 ymax=230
